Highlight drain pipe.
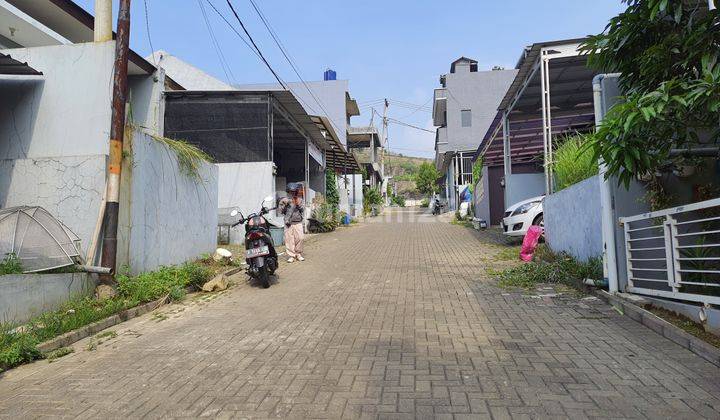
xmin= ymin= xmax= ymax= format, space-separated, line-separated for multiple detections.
xmin=593 ymin=74 xmax=620 ymax=294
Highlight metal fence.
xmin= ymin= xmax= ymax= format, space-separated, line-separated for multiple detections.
xmin=620 ymin=197 xmax=720 ymax=305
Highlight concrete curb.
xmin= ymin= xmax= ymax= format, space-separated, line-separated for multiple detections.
xmin=37 ymin=297 xmax=167 ymax=353
xmin=595 ymin=290 xmax=720 ymax=367
xmin=38 ymin=266 xmax=242 ymax=353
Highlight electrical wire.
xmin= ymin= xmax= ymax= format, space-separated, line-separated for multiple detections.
xmin=198 ymin=0 xmax=236 ymax=84
xmin=143 ymin=0 xmax=157 ymax=66
xmin=246 ymin=0 xmax=342 ymax=134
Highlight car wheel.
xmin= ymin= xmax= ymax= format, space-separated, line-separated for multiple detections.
xmin=532 ymin=213 xmax=543 ymax=228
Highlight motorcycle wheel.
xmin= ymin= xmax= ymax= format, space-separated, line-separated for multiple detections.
xmin=259 ymin=265 xmax=270 ymax=289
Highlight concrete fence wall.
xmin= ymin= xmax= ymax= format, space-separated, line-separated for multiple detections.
xmin=544 ymin=175 xmax=603 ymax=262
xmin=0 ymin=273 xmax=96 ymax=325
xmin=118 ymin=130 xmax=219 ymax=275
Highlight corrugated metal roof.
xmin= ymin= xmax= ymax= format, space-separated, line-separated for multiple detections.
xmin=0 ymin=53 xmax=42 ymax=75
xmin=498 ymin=38 xmax=588 ymax=111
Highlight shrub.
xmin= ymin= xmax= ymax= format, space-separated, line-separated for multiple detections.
xmin=117 ymin=262 xmax=212 ymax=304
xmin=0 ymin=253 xmax=23 ymax=276
xmin=553 ymin=133 xmax=598 ymax=191
xmin=311 ymin=203 xmax=338 ymax=232
xmin=420 ymin=198 xmax=429 ymax=208
xmin=363 ymin=187 xmax=383 ymax=215
xmin=325 ymin=170 xmax=340 ymax=214
xmin=390 ymin=195 xmax=406 ymax=207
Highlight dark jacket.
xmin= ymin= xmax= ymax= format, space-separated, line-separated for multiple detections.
xmin=280 ymin=198 xmax=304 ymax=226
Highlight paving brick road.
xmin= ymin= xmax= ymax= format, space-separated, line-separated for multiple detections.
xmin=2 ymin=207 xmax=720 ymax=419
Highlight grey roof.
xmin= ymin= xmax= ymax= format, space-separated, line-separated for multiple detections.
xmin=164 ymin=89 xmax=329 ymax=151
xmin=0 ymin=52 xmax=42 ymax=75
xmin=498 ymin=38 xmax=588 ymax=111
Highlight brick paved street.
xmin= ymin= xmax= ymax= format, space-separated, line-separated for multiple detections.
xmin=1 ymin=207 xmax=719 ymax=419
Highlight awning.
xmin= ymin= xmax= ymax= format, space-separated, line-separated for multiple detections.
xmin=0 ymin=52 xmax=42 ymax=76
xmin=311 ymin=115 xmax=361 ymax=173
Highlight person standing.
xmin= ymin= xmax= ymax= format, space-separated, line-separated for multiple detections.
xmin=279 ymin=193 xmax=305 ymax=263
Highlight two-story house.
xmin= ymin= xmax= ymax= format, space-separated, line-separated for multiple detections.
xmin=433 ymin=57 xmax=517 ymax=211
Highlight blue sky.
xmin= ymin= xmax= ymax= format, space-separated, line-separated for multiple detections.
xmin=75 ymin=0 xmax=625 ymax=158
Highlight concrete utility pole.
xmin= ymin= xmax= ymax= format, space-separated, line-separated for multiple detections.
xmin=94 ymin=0 xmax=113 ymax=42
xmin=380 ymin=99 xmax=389 ymax=191
xmin=101 ymin=0 xmax=132 ymax=279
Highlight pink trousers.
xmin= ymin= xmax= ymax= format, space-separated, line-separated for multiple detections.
xmin=284 ymin=223 xmax=304 ymax=258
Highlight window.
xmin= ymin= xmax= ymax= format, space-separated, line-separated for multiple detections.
xmin=461 ymin=109 xmax=471 ymax=127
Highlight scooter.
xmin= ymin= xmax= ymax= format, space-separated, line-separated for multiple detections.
xmin=230 ymin=196 xmax=279 ymax=288
xmin=432 ymin=200 xmax=444 ymax=215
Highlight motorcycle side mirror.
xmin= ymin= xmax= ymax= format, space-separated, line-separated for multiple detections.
xmin=262 ymin=195 xmax=275 ymax=208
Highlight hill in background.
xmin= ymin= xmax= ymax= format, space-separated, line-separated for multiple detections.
xmin=384 ymin=153 xmax=432 ymax=199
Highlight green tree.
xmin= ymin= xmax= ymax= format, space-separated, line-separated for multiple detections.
xmin=325 ymin=169 xmax=339 ymax=214
xmin=581 ymin=0 xmax=720 ymax=187
xmin=414 ymin=162 xmax=441 ymax=195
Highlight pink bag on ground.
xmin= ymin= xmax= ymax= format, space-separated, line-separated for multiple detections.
xmin=520 ymin=226 xmax=543 ymax=262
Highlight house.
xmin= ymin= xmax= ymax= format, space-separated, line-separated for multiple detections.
xmin=471 ymin=39 xmax=598 ymax=225
xmin=432 ymin=57 xmax=517 ymax=212
xmin=235 ymin=72 xmax=370 ymax=216
xmin=0 ymin=0 xmax=218 ymax=275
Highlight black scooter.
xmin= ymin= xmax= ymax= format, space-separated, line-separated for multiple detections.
xmin=230 ymin=196 xmax=279 ymax=288
xmin=432 ymin=199 xmax=444 ymax=215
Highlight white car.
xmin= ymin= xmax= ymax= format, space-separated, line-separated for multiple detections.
xmin=501 ymin=196 xmax=544 ymax=237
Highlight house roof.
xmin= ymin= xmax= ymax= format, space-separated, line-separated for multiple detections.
xmin=164 ymin=89 xmax=330 ymax=153
xmin=4 ymin=0 xmax=183 ymax=89
xmin=311 ymin=115 xmax=361 ymax=172
xmin=450 ymin=56 xmax=478 ymax=73
xmin=497 ymin=38 xmax=588 ymax=111
xmin=0 ymin=52 xmax=42 ymax=75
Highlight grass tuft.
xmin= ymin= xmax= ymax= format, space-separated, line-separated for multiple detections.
xmin=0 ymin=262 xmax=213 ymax=372
xmin=0 ymin=253 xmax=23 ymax=276
xmin=553 ymin=133 xmax=598 ymax=191
xmin=495 ymin=245 xmax=602 ymax=290
xmin=149 ymin=134 xmax=213 ymax=181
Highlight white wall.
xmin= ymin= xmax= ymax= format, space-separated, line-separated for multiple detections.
xmin=217 ymin=162 xmax=275 ymax=244
xmin=506 ymin=173 xmax=545 ymax=207
xmin=544 ymin=175 xmax=603 ymax=262
xmin=0 ymin=155 xmax=106 ymax=256
xmin=118 ymin=130 xmax=218 ymax=275
xmin=0 ymin=42 xmax=114 ymax=159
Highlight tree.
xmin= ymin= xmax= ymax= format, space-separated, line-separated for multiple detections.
xmin=415 ymin=162 xmax=441 ymax=196
xmin=581 ymin=0 xmax=720 ymax=187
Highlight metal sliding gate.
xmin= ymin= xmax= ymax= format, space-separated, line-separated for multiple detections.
xmin=620 ymin=197 xmax=720 ymax=305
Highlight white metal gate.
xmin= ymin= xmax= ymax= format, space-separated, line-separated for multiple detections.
xmin=620 ymin=197 xmax=720 ymax=305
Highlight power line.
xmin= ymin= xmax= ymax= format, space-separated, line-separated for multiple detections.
xmin=203 ymin=0 xmax=263 ymax=62
xmin=143 ymin=0 xmax=156 ymax=66
xmin=246 ymin=0 xmax=342 ymax=135
xmin=387 ymin=117 xmax=435 ymax=133
xmin=197 ymin=0 xmax=236 ymax=84
xmin=223 ymin=0 xmax=288 ymax=89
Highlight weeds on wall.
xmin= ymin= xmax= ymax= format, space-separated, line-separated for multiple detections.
xmin=552 ymin=133 xmax=598 ymax=191
xmin=150 ymin=135 xmax=213 ymax=182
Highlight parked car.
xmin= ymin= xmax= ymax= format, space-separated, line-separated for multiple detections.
xmin=501 ymin=195 xmax=544 ymax=237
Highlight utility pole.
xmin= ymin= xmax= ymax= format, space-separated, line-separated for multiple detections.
xmin=379 ymin=99 xmax=389 ymax=193
xmin=100 ymin=0 xmax=132 ymax=280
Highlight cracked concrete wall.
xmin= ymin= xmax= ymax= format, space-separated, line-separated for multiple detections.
xmin=0 ymin=273 xmax=96 ymax=325
xmin=0 ymin=42 xmax=114 ymax=159
xmin=118 ymin=129 xmax=218 ymax=275
xmin=0 ymin=155 xmax=106 ymax=256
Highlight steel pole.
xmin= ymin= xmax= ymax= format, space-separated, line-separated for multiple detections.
xmin=594 ymin=74 xmax=620 ymax=294
xmin=94 ymin=0 xmax=113 ymax=42
xmin=100 ymin=0 xmax=131 ymax=279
